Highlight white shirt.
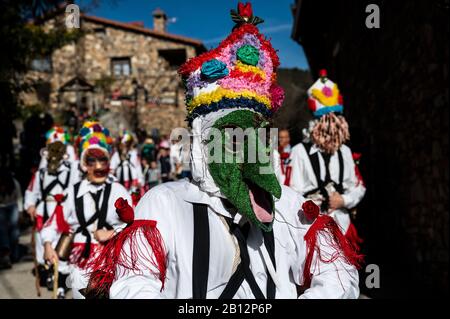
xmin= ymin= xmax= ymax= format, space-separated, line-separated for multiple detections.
xmin=24 ymin=161 xmax=80 ymax=216
xmin=110 ymin=149 xmax=144 ymax=187
xmin=109 ymin=179 xmax=359 ymax=299
xmin=41 ymin=178 xmax=131 ymax=245
xmin=288 ymin=143 xmax=366 ymax=232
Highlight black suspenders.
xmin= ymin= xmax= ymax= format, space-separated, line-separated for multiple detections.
xmin=192 ymin=203 xmax=210 ymax=299
xmin=191 ymin=203 xmax=276 ymax=299
xmin=73 ymin=182 xmax=113 ymax=259
xmin=38 ymin=164 xmax=72 ymax=222
xmin=303 ymin=143 xmax=345 ymax=210
xmin=118 ymin=155 xmax=134 ymax=187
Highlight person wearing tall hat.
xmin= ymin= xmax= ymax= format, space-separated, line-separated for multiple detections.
xmin=24 ymin=126 xmax=80 ymax=298
xmin=289 ymin=69 xmax=366 ymax=252
xmin=41 ymin=121 xmax=131 ymax=299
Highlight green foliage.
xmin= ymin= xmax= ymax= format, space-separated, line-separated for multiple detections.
xmin=0 ymin=0 xmax=84 ymax=120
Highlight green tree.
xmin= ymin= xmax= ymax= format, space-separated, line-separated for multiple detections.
xmin=0 ymin=0 xmax=104 ymax=168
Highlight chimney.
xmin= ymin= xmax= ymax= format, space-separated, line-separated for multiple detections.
xmin=152 ymin=8 xmax=167 ymax=33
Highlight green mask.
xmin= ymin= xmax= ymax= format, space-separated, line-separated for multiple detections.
xmin=207 ymin=110 xmax=282 ymax=232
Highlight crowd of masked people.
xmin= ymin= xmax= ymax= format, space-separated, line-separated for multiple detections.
xmin=0 ymin=120 xmax=191 ymax=298
xmin=0 ymin=68 xmax=367 ymax=299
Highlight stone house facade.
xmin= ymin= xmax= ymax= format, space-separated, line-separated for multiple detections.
xmin=22 ymin=8 xmax=205 ymax=136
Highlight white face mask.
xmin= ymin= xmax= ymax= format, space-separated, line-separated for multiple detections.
xmin=190 ymin=108 xmax=262 ymax=198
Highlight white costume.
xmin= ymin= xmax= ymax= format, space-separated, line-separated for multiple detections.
xmin=24 ymin=160 xmax=79 ymax=267
xmin=110 ymin=149 xmax=144 ymax=191
xmin=41 ymin=178 xmax=130 ymax=299
xmin=289 ymin=143 xmax=366 ymax=235
xmin=89 ymin=4 xmax=362 ymax=300
xmin=109 ymin=180 xmax=359 ymax=299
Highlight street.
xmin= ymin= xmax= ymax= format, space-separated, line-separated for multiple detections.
xmin=0 ymin=229 xmax=72 ymax=299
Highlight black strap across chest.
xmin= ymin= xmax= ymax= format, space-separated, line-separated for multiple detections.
xmin=303 ymin=143 xmax=344 ymax=211
xmin=38 ymin=163 xmax=72 ymax=222
xmin=191 ymin=203 xmax=276 ymax=299
xmin=117 ymin=155 xmax=134 ymax=186
xmin=73 ymin=182 xmax=113 ymax=259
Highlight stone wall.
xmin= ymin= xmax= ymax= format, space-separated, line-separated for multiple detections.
xmin=22 ymin=13 xmax=199 ymax=136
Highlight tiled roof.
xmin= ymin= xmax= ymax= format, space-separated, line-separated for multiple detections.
xmin=81 ymin=14 xmax=205 ymax=49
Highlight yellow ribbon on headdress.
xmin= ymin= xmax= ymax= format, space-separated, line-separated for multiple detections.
xmin=311 ymin=84 xmax=340 ymax=106
xmin=188 ymin=87 xmax=272 ymax=113
xmin=235 ymin=61 xmax=266 ymax=80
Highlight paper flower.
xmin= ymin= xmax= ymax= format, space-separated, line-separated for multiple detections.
xmin=237 ymin=44 xmax=259 ymax=66
xmin=322 ymin=86 xmax=333 ymax=97
xmin=302 ymin=200 xmax=320 ymax=220
xmin=270 ymin=84 xmax=285 ymax=111
xmin=238 ymin=2 xmax=253 ymax=18
xmin=201 ymin=59 xmax=229 ymax=80
xmin=88 ymin=136 xmax=100 ymax=144
xmin=114 ymin=198 xmax=134 ymax=224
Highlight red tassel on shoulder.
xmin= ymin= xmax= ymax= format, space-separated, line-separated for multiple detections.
xmin=86 ymin=219 xmax=167 ymax=298
xmin=302 ymin=214 xmax=364 ymax=288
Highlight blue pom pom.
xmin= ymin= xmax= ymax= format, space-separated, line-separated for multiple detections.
xmin=201 ymin=59 xmax=229 ymax=81
xmin=80 ymin=127 xmax=90 ymax=137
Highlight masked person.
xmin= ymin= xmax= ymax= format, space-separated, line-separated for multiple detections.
xmin=38 ymin=128 xmax=77 ymax=169
xmin=24 ymin=126 xmax=80 ymax=298
xmin=110 ymin=130 xmax=144 ymax=195
xmin=41 ymin=121 xmax=131 ymax=299
xmin=85 ymin=3 xmax=362 ymax=299
xmin=289 ymin=70 xmax=366 ymax=252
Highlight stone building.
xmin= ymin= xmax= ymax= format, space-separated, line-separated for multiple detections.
xmin=292 ymin=0 xmax=449 ymax=297
xmin=22 ymin=7 xmax=205 ymax=136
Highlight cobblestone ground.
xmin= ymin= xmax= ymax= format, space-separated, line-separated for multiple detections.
xmin=0 ymin=229 xmax=72 ymax=299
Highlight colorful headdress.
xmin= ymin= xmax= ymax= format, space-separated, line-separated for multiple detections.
xmin=45 ymin=126 xmax=69 ymax=145
xmin=179 ymin=2 xmax=284 ymax=124
xmin=76 ymin=121 xmax=113 ymax=165
xmin=307 ymin=69 xmax=344 ymax=118
xmin=119 ymin=129 xmax=135 ymax=145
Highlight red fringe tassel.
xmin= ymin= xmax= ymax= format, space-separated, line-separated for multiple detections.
xmin=303 ymin=215 xmax=364 ymax=288
xmin=86 ymin=220 xmax=167 ymax=297
xmin=70 ymin=243 xmax=102 ymax=269
xmin=345 ymin=222 xmax=364 ymax=253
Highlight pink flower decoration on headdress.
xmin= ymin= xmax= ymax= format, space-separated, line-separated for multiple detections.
xmin=270 ymin=84 xmax=285 ymax=112
xmin=89 ymin=136 xmax=100 ymax=144
xmin=322 ymin=86 xmax=333 ymax=97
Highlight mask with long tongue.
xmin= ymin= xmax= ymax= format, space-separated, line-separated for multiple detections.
xmin=179 ymin=2 xmax=284 ymax=231
xmin=207 ymin=110 xmax=281 ymax=232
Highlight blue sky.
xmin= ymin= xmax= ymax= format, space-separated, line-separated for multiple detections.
xmin=83 ymin=0 xmax=309 ymax=69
